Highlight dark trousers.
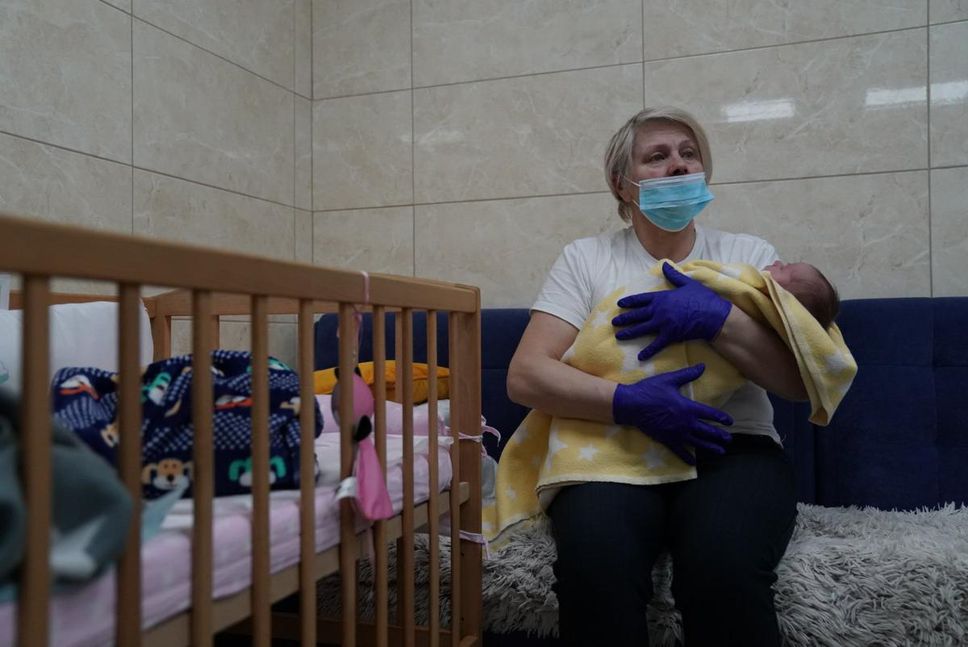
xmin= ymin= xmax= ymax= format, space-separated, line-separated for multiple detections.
xmin=547 ymin=434 xmax=797 ymax=647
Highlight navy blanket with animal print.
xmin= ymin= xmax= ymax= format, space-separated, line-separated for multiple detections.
xmin=51 ymin=350 xmax=323 ymax=499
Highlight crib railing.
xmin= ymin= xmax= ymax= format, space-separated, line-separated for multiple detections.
xmin=0 ymin=212 xmax=482 ymax=647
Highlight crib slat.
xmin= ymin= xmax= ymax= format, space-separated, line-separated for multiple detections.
xmin=400 ymin=308 xmax=416 ymax=647
xmin=427 ymin=311 xmax=441 ymax=647
xmin=453 ymin=310 xmax=483 ymax=643
xmin=337 ymin=303 xmax=358 ymax=646
xmin=373 ymin=306 xmax=389 ymax=647
xmin=19 ymin=276 xmax=50 ymax=647
xmin=117 ymin=283 xmax=144 ymax=646
xmin=251 ymin=296 xmax=271 ymax=647
xmin=191 ymin=290 xmax=215 ymax=646
xmin=298 ymin=299 xmax=317 ymax=647
xmin=447 ymin=313 xmax=462 ymax=647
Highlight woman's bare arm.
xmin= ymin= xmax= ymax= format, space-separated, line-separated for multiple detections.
xmin=713 ymin=306 xmax=808 ymax=401
xmin=506 ymin=311 xmax=618 ymax=423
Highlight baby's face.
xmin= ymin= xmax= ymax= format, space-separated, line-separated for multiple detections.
xmin=763 ymin=261 xmax=819 ymax=290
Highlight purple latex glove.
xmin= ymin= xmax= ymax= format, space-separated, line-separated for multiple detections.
xmin=612 ymin=363 xmax=733 ymax=466
xmin=613 ymin=262 xmax=733 ymax=361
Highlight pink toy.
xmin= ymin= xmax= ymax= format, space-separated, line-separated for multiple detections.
xmin=331 ymin=367 xmax=393 ymax=521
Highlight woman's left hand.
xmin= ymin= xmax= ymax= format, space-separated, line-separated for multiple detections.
xmin=612 ymin=262 xmax=732 ymax=361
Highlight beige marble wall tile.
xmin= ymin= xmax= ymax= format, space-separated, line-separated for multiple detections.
xmin=312 ymin=0 xmax=410 ymax=98
xmin=313 ymin=91 xmax=412 ymax=210
xmin=134 ymin=22 xmax=294 ymax=205
xmin=414 ymin=65 xmax=642 ymax=204
xmin=413 ymin=0 xmax=641 ymax=87
xmin=0 ymin=0 xmax=131 ymax=162
xmin=102 ymin=0 xmax=131 ymax=13
xmin=295 ymin=209 xmax=313 ymax=263
xmin=294 ymin=0 xmax=312 ymax=98
xmin=134 ymin=170 xmax=295 ymax=261
xmin=133 ymin=0 xmax=294 ymax=89
xmin=706 ymin=171 xmax=930 ymax=298
xmin=295 ymin=96 xmax=312 ymax=210
xmin=415 ymin=193 xmax=624 ymax=307
xmin=643 ymin=0 xmax=925 ymax=60
xmin=218 ymin=321 xmax=298 ymax=369
xmin=645 ymin=30 xmax=927 ymax=184
xmin=171 ymin=320 xmax=298 ymax=368
xmin=931 ymin=167 xmax=968 ymax=296
xmin=313 ymin=207 xmax=414 ymax=275
xmin=930 ymin=0 xmax=968 ymax=22
xmin=0 ymin=132 xmax=131 ymax=232
xmin=930 ymin=21 xmax=968 ymax=167
xmin=0 ymin=130 xmax=127 ymax=296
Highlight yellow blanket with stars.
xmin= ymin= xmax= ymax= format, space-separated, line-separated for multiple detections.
xmin=482 ymin=259 xmax=857 ymax=546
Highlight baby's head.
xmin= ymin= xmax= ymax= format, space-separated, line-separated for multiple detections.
xmin=763 ymin=261 xmax=840 ymax=329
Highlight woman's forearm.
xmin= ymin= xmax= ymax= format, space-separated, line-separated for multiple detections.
xmin=507 ymin=352 xmax=617 ymax=423
xmin=713 ymin=306 xmax=808 ymax=401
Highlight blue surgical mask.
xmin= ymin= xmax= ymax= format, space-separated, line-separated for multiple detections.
xmin=626 ymin=172 xmax=714 ymax=232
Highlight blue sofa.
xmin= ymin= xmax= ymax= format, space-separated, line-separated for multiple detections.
xmin=316 ymin=297 xmax=968 ymax=643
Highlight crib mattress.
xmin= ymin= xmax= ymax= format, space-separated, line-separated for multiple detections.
xmin=0 ymin=434 xmax=453 ymax=647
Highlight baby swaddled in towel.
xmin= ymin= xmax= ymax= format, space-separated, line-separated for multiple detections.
xmin=483 ymin=259 xmax=857 ymax=545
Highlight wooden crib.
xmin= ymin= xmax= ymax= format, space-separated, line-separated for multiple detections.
xmin=0 ymin=211 xmax=482 ymax=646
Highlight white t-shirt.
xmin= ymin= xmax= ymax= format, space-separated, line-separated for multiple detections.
xmin=532 ymin=224 xmax=782 ymax=441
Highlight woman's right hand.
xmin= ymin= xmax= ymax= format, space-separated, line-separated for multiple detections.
xmin=612 ymin=363 xmax=733 ymax=465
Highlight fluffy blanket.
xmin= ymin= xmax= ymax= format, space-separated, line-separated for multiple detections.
xmin=317 ymin=503 xmax=968 ymax=645
xmin=484 ymin=260 xmax=857 ymax=544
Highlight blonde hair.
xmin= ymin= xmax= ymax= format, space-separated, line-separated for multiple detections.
xmin=604 ymin=106 xmax=713 ymax=222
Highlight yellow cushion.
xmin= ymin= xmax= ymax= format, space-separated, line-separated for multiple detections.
xmin=313 ymin=361 xmax=450 ymax=404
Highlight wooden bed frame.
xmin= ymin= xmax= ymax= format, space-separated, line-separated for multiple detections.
xmin=1 ymin=212 xmax=482 ymax=647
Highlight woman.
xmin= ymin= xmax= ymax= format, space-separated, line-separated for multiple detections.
xmin=506 ymin=106 xmax=807 ymax=646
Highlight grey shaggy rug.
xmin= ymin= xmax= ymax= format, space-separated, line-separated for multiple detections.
xmin=317 ymin=503 xmax=968 ymax=645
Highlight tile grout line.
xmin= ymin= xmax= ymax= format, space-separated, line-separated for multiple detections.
xmin=312 ymin=23 xmax=947 ymax=103
xmin=132 ymin=15 xmax=300 ymax=96
xmin=0 ymin=127 xmax=304 ymax=210
xmin=292 ymin=1 xmax=298 ymax=263
xmin=310 ymin=0 xmax=315 ymax=266
xmin=926 ymin=10 xmax=933 ymax=297
xmin=130 ymin=10 xmax=135 ymax=235
xmin=308 ymin=166 xmax=959 ymax=213
xmin=410 ymin=0 xmax=416 ymax=278
xmin=6 ymin=121 xmax=959 ymax=215
xmin=640 ymin=23 xmax=932 ymax=64
xmin=641 ymin=0 xmax=646 ymax=109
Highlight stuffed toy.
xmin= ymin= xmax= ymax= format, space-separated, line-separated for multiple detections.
xmin=331 ymin=367 xmax=393 ymax=521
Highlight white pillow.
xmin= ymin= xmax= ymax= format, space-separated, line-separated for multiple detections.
xmin=0 ymin=301 xmax=154 ymax=395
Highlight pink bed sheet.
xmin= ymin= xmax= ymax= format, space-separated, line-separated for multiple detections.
xmin=0 ymin=436 xmax=453 ymax=647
